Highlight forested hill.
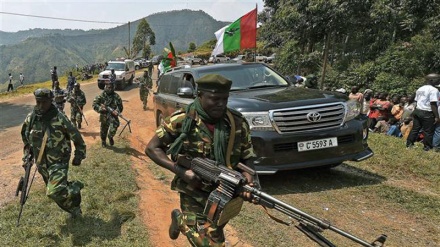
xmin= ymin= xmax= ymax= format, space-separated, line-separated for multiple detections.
xmin=0 ymin=9 xmax=228 ymax=89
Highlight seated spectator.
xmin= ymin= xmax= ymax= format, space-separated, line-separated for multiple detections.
xmin=391 ymin=95 xmax=404 ymax=121
xmin=400 ymin=117 xmax=413 ymax=140
xmin=401 ymin=93 xmax=416 ymax=121
xmin=373 ymin=116 xmax=390 ymax=134
xmin=386 ymin=118 xmax=402 ymax=137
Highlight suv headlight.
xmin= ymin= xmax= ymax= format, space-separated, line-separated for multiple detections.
xmin=241 ymin=112 xmax=275 ymax=131
xmin=344 ymin=99 xmax=361 ymax=122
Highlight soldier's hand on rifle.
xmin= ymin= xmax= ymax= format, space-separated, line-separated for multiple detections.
xmin=72 ymin=156 xmax=82 ymax=166
xmin=111 ymin=110 xmax=119 ymax=117
xmin=100 ymin=104 xmax=107 ymax=113
xmin=174 ymin=164 xmax=203 ymax=189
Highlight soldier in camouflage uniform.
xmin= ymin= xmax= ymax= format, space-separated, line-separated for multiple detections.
xmin=21 ymin=88 xmax=86 ymax=218
xmin=67 ymin=83 xmax=87 ymax=129
xmin=52 ymin=80 xmax=67 ymax=112
xmin=139 ymin=70 xmax=153 ymax=110
xmin=146 ymin=74 xmax=257 ymax=247
xmin=92 ymin=81 xmax=123 ymax=147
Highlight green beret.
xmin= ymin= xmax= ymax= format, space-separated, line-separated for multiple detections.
xmin=34 ymin=88 xmax=53 ymax=100
xmin=196 ymin=74 xmax=232 ymax=93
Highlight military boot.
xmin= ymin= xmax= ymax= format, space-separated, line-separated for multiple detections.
xmin=101 ymin=138 xmax=107 ymax=147
xmin=169 ymin=209 xmax=182 ymax=240
xmin=109 ymin=136 xmax=114 ymax=146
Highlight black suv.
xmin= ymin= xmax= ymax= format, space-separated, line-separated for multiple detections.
xmin=152 ymin=63 xmax=373 ymax=174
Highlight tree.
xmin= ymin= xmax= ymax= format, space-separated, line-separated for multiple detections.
xmin=188 ymin=42 xmax=196 ymax=53
xmin=132 ymin=19 xmax=156 ymax=58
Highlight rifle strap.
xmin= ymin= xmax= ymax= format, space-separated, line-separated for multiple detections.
xmin=36 ymin=129 xmax=49 ymax=166
xmin=225 ymin=110 xmax=235 ymax=169
xmin=260 ymin=205 xmax=291 ymax=226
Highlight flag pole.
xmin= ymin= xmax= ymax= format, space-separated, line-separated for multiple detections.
xmin=254 ymin=3 xmax=257 ymax=62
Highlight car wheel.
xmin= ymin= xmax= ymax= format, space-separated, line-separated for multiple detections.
xmin=156 ymin=111 xmax=164 ymax=127
xmin=135 ymin=65 xmax=140 ymax=70
xmin=129 ymin=76 xmax=134 ymax=85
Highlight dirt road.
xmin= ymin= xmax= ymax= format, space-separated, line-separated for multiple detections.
xmin=0 ymin=70 xmax=250 ymax=247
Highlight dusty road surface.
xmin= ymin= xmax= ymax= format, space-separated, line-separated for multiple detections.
xmin=0 ymin=69 xmax=251 ymax=247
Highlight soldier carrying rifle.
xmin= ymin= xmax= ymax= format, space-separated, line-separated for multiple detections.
xmin=146 ymin=74 xmax=258 ymax=246
xmin=19 ymin=88 xmax=86 ymax=221
xmin=92 ymin=81 xmax=123 ymax=147
xmin=139 ymin=70 xmax=153 ymax=110
xmin=67 ymin=83 xmax=87 ymax=129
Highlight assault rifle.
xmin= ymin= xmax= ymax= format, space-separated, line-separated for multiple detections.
xmin=176 ymin=155 xmax=387 ymax=247
xmin=69 ymin=97 xmax=88 ymax=126
xmin=106 ymin=106 xmax=132 ymax=136
xmin=15 ymin=149 xmax=38 ymax=226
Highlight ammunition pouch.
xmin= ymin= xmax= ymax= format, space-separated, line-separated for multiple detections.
xmin=204 ymin=188 xmax=244 ymax=226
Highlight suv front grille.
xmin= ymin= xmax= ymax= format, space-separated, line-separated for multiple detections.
xmin=270 ymin=102 xmax=345 ymax=134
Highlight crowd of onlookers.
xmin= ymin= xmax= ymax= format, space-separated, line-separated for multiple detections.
xmin=346 ymin=75 xmax=440 ymax=152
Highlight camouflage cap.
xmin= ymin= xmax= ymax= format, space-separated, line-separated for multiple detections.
xmin=34 ymin=88 xmax=53 ymax=100
xmin=196 ymin=74 xmax=232 ymax=93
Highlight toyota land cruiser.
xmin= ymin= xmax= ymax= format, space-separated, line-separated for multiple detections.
xmin=152 ymin=63 xmax=373 ymax=174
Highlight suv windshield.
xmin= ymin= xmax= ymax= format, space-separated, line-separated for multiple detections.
xmin=106 ymin=62 xmax=125 ymax=71
xmin=198 ymin=64 xmax=289 ymax=90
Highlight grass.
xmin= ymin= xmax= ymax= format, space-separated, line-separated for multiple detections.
xmin=0 ymin=74 xmax=97 ymax=100
xmin=0 ymin=138 xmax=151 ymax=247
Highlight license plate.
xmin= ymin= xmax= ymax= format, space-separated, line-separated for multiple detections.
xmin=297 ymin=137 xmax=338 ymax=152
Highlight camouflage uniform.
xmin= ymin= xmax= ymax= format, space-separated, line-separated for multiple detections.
xmin=52 ymin=87 xmax=66 ymax=112
xmin=68 ymin=89 xmax=86 ymax=128
xmin=139 ymin=72 xmax=153 ymax=110
xmin=92 ymin=89 xmax=123 ymax=144
xmin=156 ymin=108 xmax=255 ymax=246
xmin=21 ymin=101 xmax=86 ymax=216
xmin=67 ymin=75 xmax=76 ymax=93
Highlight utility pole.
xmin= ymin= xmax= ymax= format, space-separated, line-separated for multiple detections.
xmin=128 ymin=21 xmax=131 ymax=58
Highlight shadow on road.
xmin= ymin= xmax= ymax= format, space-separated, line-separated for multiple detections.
xmin=0 ymin=102 xmax=33 ymax=131
xmin=258 ymin=163 xmax=386 ymax=195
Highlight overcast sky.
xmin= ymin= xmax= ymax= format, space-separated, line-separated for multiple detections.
xmin=0 ymin=0 xmax=264 ymax=32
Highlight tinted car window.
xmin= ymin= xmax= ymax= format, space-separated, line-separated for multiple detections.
xmin=168 ymin=73 xmax=181 ymax=95
xmin=197 ymin=64 xmax=289 ymax=90
xmin=158 ymin=74 xmax=172 ymax=93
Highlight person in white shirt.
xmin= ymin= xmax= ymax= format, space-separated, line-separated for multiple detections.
xmin=406 ymin=73 xmax=440 ymax=150
xmin=7 ymin=73 xmax=13 ymax=92
xmin=19 ymin=73 xmax=24 ymax=85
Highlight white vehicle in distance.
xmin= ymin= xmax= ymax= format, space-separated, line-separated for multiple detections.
xmin=209 ymin=54 xmax=230 ymax=63
xmin=97 ymin=59 xmax=135 ymax=90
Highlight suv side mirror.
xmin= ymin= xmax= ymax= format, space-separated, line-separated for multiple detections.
xmin=177 ymin=87 xmax=194 ymax=98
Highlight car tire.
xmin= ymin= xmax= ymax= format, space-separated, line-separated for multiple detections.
xmin=135 ymin=65 xmax=140 ymax=70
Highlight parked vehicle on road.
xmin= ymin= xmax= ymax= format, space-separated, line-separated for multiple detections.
xmin=151 ymin=55 xmax=164 ymax=65
xmin=185 ymin=56 xmax=205 ymax=65
xmin=232 ymin=55 xmax=246 ymax=62
xmin=255 ymin=54 xmax=268 ymax=63
xmin=266 ymin=53 xmax=276 ymax=63
xmin=208 ymin=54 xmax=230 ymax=63
xmin=152 ymin=63 xmax=373 ymax=174
xmin=97 ymin=59 xmax=135 ymax=90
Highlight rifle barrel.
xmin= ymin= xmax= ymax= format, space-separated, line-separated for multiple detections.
xmin=243 ymin=185 xmax=384 ymax=247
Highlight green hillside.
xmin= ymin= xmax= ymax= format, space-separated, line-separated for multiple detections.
xmin=0 ymin=9 xmax=228 ymax=90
